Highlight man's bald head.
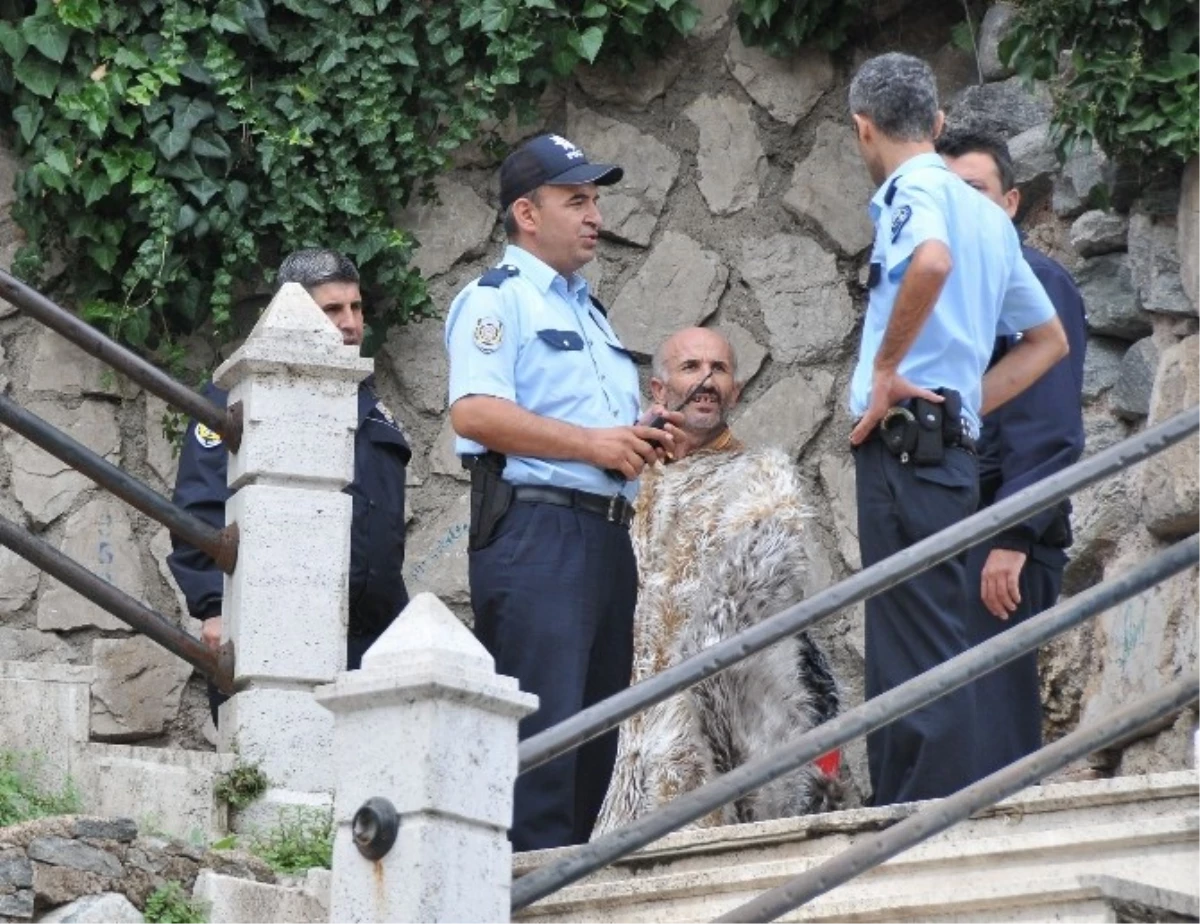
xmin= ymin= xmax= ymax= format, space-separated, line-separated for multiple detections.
xmin=650 ymin=327 xmax=741 ymax=446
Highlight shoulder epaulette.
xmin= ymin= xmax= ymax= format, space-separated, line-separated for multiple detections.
xmin=883 ymin=176 xmax=900 ymax=206
xmin=478 ymin=264 xmax=520 ymax=288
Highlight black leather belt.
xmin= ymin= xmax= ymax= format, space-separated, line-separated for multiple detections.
xmin=513 ymin=485 xmax=635 ymax=528
xmin=859 ymin=416 xmax=978 ymax=455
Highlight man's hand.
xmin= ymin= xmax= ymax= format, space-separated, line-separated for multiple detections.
xmin=849 ymin=368 xmax=943 ymax=446
xmin=980 ymin=549 xmax=1027 ymax=620
xmin=588 ymin=423 xmax=676 ymax=479
xmin=638 ymin=406 xmax=687 ymax=461
xmin=200 ymin=615 xmax=222 ymax=651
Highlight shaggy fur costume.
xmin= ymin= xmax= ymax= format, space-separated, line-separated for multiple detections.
xmin=592 ymin=444 xmax=842 ymax=837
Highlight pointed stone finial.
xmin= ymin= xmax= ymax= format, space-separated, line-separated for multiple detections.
xmin=247 ymin=281 xmax=345 ymax=345
xmin=361 ymin=592 xmax=493 ymax=674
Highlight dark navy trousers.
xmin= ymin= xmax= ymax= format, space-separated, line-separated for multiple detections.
xmin=855 ymin=439 xmax=980 ymax=806
xmin=469 ymin=500 xmax=636 ymax=852
xmin=964 ymin=543 xmax=1064 ymax=780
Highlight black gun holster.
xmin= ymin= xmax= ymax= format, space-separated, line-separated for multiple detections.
xmin=878 ymin=387 xmax=964 ymax=465
xmin=462 ymin=451 xmax=514 ymax=552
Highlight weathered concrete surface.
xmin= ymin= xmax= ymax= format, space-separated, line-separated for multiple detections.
xmin=734 ymin=371 xmax=836 ymax=459
xmin=0 ymin=546 xmax=41 ymax=614
xmin=382 ymin=317 xmax=449 ymax=416
xmin=610 ymin=232 xmax=727 ymax=356
xmin=397 ymin=177 xmax=495 ymax=279
xmin=741 ymin=234 xmax=855 ymax=363
xmin=194 ymin=869 xmax=327 ymax=924
xmin=685 ymin=94 xmax=765 ymax=216
xmin=1139 ymin=334 xmax=1199 ymax=540
xmin=5 ymin=400 xmax=120 ymax=528
xmin=724 ymin=33 xmax=833 ymax=126
xmin=0 ymin=662 xmax=94 ymax=793
xmin=514 ymin=773 xmax=1199 ymax=923
xmin=26 ymin=330 xmax=124 ymax=398
xmin=784 ymin=122 xmax=875 ymax=255
xmin=39 ymin=892 xmax=143 ymax=923
xmin=89 ymin=636 xmax=193 ymax=742
xmin=403 ymin=491 xmax=471 ymax=608
xmin=36 ymin=498 xmax=144 ymax=633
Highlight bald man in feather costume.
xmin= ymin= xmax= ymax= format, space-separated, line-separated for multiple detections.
xmin=593 ymin=328 xmax=842 ymax=837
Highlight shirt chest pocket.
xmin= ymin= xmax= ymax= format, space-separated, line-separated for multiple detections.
xmin=535 ymin=329 xmax=585 ymax=351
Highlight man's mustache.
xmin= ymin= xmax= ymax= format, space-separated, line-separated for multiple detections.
xmin=687 ymin=386 xmax=721 ymax=404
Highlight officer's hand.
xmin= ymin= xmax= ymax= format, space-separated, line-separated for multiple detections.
xmin=849 ymin=368 xmax=943 ymax=446
xmin=590 ymin=425 xmax=674 ymax=479
xmin=980 ymin=549 xmax=1026 ymax=620
xmin=200 ymin=615 xmax=223 ymax=651
xmin=637 ymin=406 xmax=686 ymax=462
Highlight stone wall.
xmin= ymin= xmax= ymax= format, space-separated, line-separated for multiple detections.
xmin=1 ymin=0 xmax=1196 ymax=802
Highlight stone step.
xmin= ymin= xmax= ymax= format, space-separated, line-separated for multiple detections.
xmin=513 ymin=771 xmax=1199 ymax=923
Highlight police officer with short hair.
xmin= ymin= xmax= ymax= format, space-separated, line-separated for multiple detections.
xmin=445 ymin=134 xmax=679 ymax=851
xmin=168 ymin=249 xmax=411 ymax=723
xmin=936 ymin=128 xmax=1088 ymax=779
xmin=845 ymin=54 xmax=1070 ymax=805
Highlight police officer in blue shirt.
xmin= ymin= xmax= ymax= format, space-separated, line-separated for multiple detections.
xmin=168 ymin=249 xmax=411 ymax=724
xmin=845 ymin=54 xmax=1070 ymax=806
xmin=936 ymin=129 xmax=1088 ymax=779
xmin=445 ymin=134 xmax=679 ymax=851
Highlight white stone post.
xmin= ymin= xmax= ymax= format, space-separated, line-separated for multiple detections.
xmin=214 ymin=282 xmax=372 ymax=826
xmin=315 ymin=592 xmax=537 ymax=923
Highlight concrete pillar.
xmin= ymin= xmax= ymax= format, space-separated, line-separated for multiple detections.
xmin=316 ymin=593 xmax=537 ymax=923
xmin=214 ymin=283 xmax=372 ymax=827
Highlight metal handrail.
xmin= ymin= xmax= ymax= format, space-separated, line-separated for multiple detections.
xmin=519 ymin=405 xmax=1200 ymax=775
xmin=0 ymin=268 xmax=242 ymax=451
xmin=510 ymin=534 xmax=1199 ymax=911
xmin=716 ymin=672 xmax=1200 ymax=922
xmin=0 ymin=394 xmax=238 ymax=573
xmin=0 ymin=514 xmax=235 ymax=693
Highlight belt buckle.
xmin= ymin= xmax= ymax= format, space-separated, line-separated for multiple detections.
xmin=606 ymin=493 xmax=622 ymax=523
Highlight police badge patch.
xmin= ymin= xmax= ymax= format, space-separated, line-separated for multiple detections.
xmin=194 ymin=423 xmax=222 ymax=449
xmin=473 ymin=317 xmax=503 ymax=353
xmin=890 ymin=205 xmax=912 ymax=242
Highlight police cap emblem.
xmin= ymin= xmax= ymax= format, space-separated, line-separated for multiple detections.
xmin=473 ymin=317 xmax=504 ymax=353
xmin=194 ymin=423 xmax=222 ymax=449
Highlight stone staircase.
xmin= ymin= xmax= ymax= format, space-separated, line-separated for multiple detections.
xmin=513 ymin=771 xmax=1199 ymax=923
xmin=0 ymin=661 xmax=233 ymax=843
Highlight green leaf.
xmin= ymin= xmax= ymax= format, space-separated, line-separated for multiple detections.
xmin=224 ymin=180 xmax=249 ymax=210
xmin=57 ymin=0 xmax=103 ymax=30
xmin=130 ymin=173 xmax=156 ymax=194
xmin=21 ymin=15 xmax=72 ymax=64
xmin=443 ymin=43 xmax=464 ymax=65
xmin=87 ymin=240 xmax=118 ymax=272
xmin=101 ymin=149 xmax=133 ymax=183
xmin=191 ymin=133 xmax=232 ymax=160
xmin=480 ymin=0 xmax=513 ymax=32
xmin=44 ymin=147 xmax=72 ymax=176
xmin=170 ymin=95 xmax=215 ymax=131
xmin=80 ymin=170 xmax=113 ymax=206
xmin=185 ymin=175 xmax=222 ymax=205
xmin=669 ymin=1 xmax=701 ymax=34
xmin=569 ymin=26 xmax=605 ymax=63
xmin=176 ymin=204 xmax=199 ymax=231
xmin=580 ymin=2 xmax=607 ymax=17
xmin=12 ymin=105 xmax=43 ymax=144
xmin=1140 ymin=0 xmax=1171 ymax=30
xmin=0 ymin=22 xmax=29 ymax=63
xmin=13 ymin=53 xmax=60 ymax=97
xmin=211 ymin=13 xmax=246 ymax=34
xmin=395 ymin=42 xmax=419 ymax=67
xmin=149 ymin=119 xmax=192 ymax=159
xmin=524 ymin=0 xmax=557 ymax=8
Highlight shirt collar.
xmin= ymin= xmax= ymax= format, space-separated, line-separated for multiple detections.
xmin=869 ymin=151 xmax=948 ymax=215
xmin=501 ymin=244 xmax=590 ymax=303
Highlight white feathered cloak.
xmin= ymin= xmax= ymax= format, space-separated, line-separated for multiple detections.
xmin=592 ymin=442 xmax=842 ymax=837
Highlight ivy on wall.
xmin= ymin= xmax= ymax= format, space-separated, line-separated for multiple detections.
xmin=0 ymin=0 xmax=699 ymax=361
xmin=736 ymin=0 xmax=865 ymax=56
xmin=1000 ymin=0 xmax=1199 ymax=169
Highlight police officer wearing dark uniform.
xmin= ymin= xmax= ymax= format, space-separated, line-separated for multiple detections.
xmin=168 ymin=249 xmax=411 ymax=724
xmin=845 ymin=54 xmax=1070 ymax=806
xmin=936 ymin=129 xmax=1088 ymax=779
xmin=444 ymin=134 xmax=678 ymax=851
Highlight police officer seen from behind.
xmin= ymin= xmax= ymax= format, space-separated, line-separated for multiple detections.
xmin=845 ymin=54 xmax=1069 ymax=806
xmin=168 ymin=249 xmax=411 ymax=725
xmin=936 ymin=128 xmax=1087 ymax=779
xmin=445 ymin=134 xmax=680 ymax=852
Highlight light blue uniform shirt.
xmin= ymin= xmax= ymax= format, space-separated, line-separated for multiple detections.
xmin=445 ymin=244 xmax=642 ymax=500
xmin=849 ymin=152 xmax=1056 ymax=437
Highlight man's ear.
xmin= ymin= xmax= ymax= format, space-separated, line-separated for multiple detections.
xmin=851 ymin=113 xmax=869 ymax=141
xmin=512 ymin=197 xmax=539 ymax=234
xmin=1003 ymin=186 xmax=1021 ymax=220
xmin=649 ymin=377 xmax=667 ymax=405
xmin=932 ymin=110 xmax=946 ymax=140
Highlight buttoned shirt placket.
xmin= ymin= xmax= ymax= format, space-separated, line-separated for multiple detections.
xmin=554 ymin=275 xmax=626 ymax=424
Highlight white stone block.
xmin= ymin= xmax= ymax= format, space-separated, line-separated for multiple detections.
xmin=0 ymin=663 xmax=93 ymax=791
xmin=74 ymin=742 xmax=233 ymax=842
xmin=194 ymin=869 xmax=328 ymax=924
xmin=223 ymin=485 xmax=350 ymax=683
xmin=223 ymin=374 xmax=360 ymax=491
xmin=220 ymin=687 xmax=334 ymax=794
xmin=330 ymin=815 xmax=511 ymax=923
xmin=231 ymin=787 xmax=333 ymax=838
